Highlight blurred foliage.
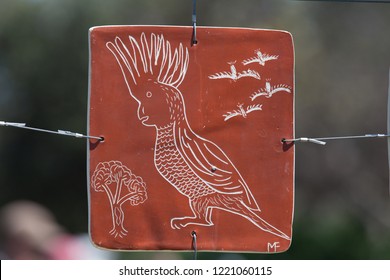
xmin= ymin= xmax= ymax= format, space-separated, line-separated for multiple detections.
xmin=0 ymin=0 xmax=390 ymax=259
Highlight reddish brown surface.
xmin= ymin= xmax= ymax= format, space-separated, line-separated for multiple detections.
xmin=88 ymin=25 xmax=294 ymax=252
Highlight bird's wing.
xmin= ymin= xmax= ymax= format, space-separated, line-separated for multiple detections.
xmin=223 ymin=110 xmax=241 ymax=121
xmin=242 ymin=56 xmax=258 ymax=65
xmin=176 ymin=125 xmax=260 ymax=210
xmin=250 ymin=89 xmax=267 ymax=101
xmin=208 ymin=71 xmax=234 ymax=80
xmin=263 ymin=54 xmax=279 ymax=61
xmin=238 ymin=69 xmax=260 ymax=80
xmin=268 ymin=86 xmax=291 ymax=98
xmin=246 ymin=104 xmax=262 ymax=114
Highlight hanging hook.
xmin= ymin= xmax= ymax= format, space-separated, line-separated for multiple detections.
xmin=191 ymin=231 xmax=198 ymax=260
xmin=192 ymin=0 xmax=198 ymax=45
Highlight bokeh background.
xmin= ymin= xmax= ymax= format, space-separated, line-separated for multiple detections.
xmin=1 ymin=0 xmax=389 ymax=259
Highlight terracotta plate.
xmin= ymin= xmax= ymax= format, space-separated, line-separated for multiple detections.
xmin=88 ymin=25 xmax=295 ymax=253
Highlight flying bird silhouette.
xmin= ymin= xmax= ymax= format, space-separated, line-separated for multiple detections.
xmin=250 ymin=81 xmax=292 ymax=101
xmin=209 ymin=61 xmax=261 ymax=81
xmin=106 ymin=33 xmax=290 ymax=240
xmin=223 ymin=103 xmax=263 ymax=121
xmin=243 ymin=49 xmax=279 ymax=66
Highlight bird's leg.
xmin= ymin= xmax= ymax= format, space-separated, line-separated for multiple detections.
xmin=171 ymin=197 xmax=214 ymax=229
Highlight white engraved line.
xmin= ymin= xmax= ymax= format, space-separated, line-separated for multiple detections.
xmin=165 ymin=45 xmax=180 ymax=84
xmin=114 ymin=37 xmax=140 ymax=80
xmin=143 ymin=33 xmax=156 ymax=74
xmin=124 ymin=36 xmax=144 ymax=77
xmin=177 ymin=128 xmax=213 ymax=177
xmin=193 ymin=140 xmax=231 ymax=176
xmin=184 ymin=135 xmax=221 ymax=177
xmin=183 ymin=128 xmax=192 ymax=141
xmin=106 ymin=42 xmax=138 ymax=91
xmin=202 ymin=142 xmax=229 ymax=165
xmin=158 ymin=39 xmax=168 ymax=83
xmin=223 ymin=186 xmax=242 ymax=190
xmin=239 ymin=179 xmax=254 ymax=208
xmin=214 ymin=176 xmax=232 ymax=182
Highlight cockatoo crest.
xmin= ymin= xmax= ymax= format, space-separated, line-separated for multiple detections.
xmin=106 ymin=33 xmax=189 ymax=93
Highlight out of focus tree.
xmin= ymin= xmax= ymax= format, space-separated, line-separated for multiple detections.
xmin=1 ymin=0 xmax=390 ymax=259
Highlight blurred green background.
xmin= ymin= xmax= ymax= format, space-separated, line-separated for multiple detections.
xmin=0 ymin=0 xmax=389 ymax=259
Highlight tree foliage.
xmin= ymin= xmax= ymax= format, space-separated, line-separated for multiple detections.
xmin=91 ymin=161 xmax=147 ymax=238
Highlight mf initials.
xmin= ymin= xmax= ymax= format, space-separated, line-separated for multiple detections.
xmin=267 ymin=242 xmax=280 ymax=252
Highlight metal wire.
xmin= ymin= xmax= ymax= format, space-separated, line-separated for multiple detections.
xmin=191 ymin=231 xmax=198 ymax=260
xmin=388 ymin=68 xmax=390 ymax=194
xmin=0 ymin=121 xmax=103 ymax=141
xmin=282 ymin=134 xmax=390 ymax=145
xmin=192 ymin=0 xmax=198 ymax=45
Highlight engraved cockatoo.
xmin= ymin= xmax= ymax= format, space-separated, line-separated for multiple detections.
xmin=106 ymin=33 xmax=290 ymax=240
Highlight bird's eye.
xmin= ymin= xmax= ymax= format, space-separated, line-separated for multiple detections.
xmin=146 ymin=91 xmax=152 ymax=98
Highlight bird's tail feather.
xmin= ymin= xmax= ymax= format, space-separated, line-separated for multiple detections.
xmin=243 ymin=203 xmax=291 ymax=240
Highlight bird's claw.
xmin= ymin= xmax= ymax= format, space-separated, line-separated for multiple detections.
xmin=170 ymin=218 xmax=188 ymax=229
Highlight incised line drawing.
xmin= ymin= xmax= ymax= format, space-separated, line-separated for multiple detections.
xmin=223 ymin=103 xmax=263 ymax=122
xmin=91 ymin=160 xmax=147 ymax=238
xmin=250 ymin=80 xmax=292 ymax=101
xmin=106 ymin=33 xmax=290 ymax=240
xmin=208 ymin=61 xmax=261 ymax=81
xmin=208 ymin=48 xmax=290 ymax=122
xmin=242 ymin=49 xmax=279 ymax=66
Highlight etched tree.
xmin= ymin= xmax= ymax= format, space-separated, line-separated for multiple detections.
xmin=91 ymin=160 xmax=147 ymax=238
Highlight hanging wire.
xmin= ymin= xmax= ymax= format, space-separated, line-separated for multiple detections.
xmin=283 ymin=69 xmax=390 ymax=146
xmin=387 ymin=68 xmax=390 ymax=194
xmin=282 ymin=134 xmax=390 ymax=145
xmin=191 ymin=231 xmax=198 ymax=260
xmin=191 ymin=0 xmax=198 ymax=45
xmin=0 ymin=121 xmax=103 ymax=141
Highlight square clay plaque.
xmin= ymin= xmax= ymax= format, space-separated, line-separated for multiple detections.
xmin=88 ymin=25 xmax=294 ymax=253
